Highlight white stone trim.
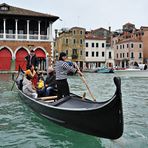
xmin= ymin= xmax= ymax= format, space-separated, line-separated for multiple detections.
xmin=0 ymin=46 xmax=13 ymax=59
xmin=14 ymin=46 xmax=30 ymax=59
xmin=33 ymin=46 xmax=47 ymax=57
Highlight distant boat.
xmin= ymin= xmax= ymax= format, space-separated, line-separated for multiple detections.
xmin=95 ymin=67 xmax=114 ymax=73
xmin=114 ymin=66 xmax=141 ymax=72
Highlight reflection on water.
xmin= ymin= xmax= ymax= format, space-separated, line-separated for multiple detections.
xmin=0 ymin=71 xmax=148 ymax=148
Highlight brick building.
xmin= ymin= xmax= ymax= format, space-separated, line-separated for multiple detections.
xmin=0 ymin=3 xmax=59 ymax=71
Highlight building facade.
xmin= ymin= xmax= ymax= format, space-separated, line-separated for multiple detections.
xmin=140 ymin=26 xmax=148 ymax=63
xmin=55 ymin=27 xmax=86 ymax=68
xmin=0 ymin=3 xmax=58 ymax=70
xmin=85 ymin=35 xmax=106 ymax=69
xmin=112 ymin=23 xmax=143 ymax=68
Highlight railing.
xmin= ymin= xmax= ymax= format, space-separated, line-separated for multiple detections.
xmin=0 ymin=33 xmax=49 ymax=41
xmin=18 ymin=34 xmax=27 ymax=39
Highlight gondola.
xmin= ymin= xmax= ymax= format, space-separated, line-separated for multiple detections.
xmin=15 ymin=72 xmax=123 ymax=140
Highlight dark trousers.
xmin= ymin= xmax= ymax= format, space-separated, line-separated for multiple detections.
xmin=56 ymin=79 xmax=70 ymax=99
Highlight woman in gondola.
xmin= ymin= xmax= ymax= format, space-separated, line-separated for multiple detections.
xmin=25 ymin=65 xmax=38 ymax=88
xmin=55 ymin=52 xmax=83 ymax=99
xmin=22 ymin=74 xmax=38 ymax=99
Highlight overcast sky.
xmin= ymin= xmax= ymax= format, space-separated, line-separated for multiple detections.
xmin=2 ymin=0 xmax=148 ymax=32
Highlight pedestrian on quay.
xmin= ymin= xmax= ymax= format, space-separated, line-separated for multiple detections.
xmin=55 ymin=52 xmax=83 ymax=99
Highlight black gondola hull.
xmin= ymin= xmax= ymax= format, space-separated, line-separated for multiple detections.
xmin=17 ymin=77 xmax=123 ymax=139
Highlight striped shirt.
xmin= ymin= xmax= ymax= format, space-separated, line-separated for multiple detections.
xmin=55 ymin=61 xmax=77 ymax=80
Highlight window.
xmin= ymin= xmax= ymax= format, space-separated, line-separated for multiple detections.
xmin=131 ymin=52 xmax=134 ymax=58
xmin=80 ymin=39 xmax=83 ymax=44
xmin=117 ymin=53 xmax=118 ymax=58
xmin=120 ymin=45 xmax=122 ymax=49
xmin=80 ymin=30 xmax=83 ymax=35
xmin=117 ymin=45 xmax=118 ymax=49
xmin=102 ymin=43 xmax=104 ymax=48
xmin=92 ymin=51 xmax=94 ymax=57
xmin=0 ymin=6 xmax=8 ymax=11
xmin=66 ymin=38 xmax=68 ymax=44
xmin=109 ymin=52 xmax=111 ymax=58
xmin=96 ymin=43 xmax=99 ymax=48
xmin=131 ymin=43 xmax=134 ymax=48
xmin=66 ymin=50 xmax=68 ymax=55
xmin=73 ymin=39 xmax=76 ymax=44
xmin=86 ymin=51 xmax=88 ymax=57
xmin=139 ymin=52 xmax=142 ymax=58
xmin=127 ymin=53 xmax=128 ymax=58
xmin=123 ymin=53 xmax=124 ymax=58
xmin=80 ymin=50 xmax=83 ymax=55
xmin=96 ymin=52 xmax=99 ymax=57
xmin=120 ymin=53 xmax=122 ymax=58
xmin=73 ymin=30 xmax=76 ymax=34
xmin=86 ymin=42 xmax=88 ymax=47
xmin=123 ymin=44 xmax=124 ymax=49
xmin=139 ymin=44 xmax=142 ymax=48
xmin=92 ymin=43 xmax=94 ymax=48
xmin=102 ymin=52 xmax=104 ymax=57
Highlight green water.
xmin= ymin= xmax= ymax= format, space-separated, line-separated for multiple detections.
xmin=0 ymin=71 xmax=148 ymax=148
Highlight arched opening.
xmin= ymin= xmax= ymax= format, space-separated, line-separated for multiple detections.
xmin=15 ymin=48 xmax=28 ymax=70
xmin=34 ymin=48 xmax=46 ymax=70
xmin=0 ymin=48 xmax=12 ymax=70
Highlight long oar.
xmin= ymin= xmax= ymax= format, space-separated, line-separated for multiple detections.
xmin=74 ymin=63 xmax=96 ymax=101
xmin=11 ymin=66 xmax=21 ymax=91
xmin=11 ymin=73 xmax=18 ymax=91
xmin=11 ymin=73 xmax=16 ymax=91
xmin=80 ymin=75 xmax=96 ymax=101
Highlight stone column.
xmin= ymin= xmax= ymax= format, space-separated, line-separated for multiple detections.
xmin=38 ymin=21 xmax=41 ymax=40
xmin=15 ymin=19 xmax=18 ymax=39
xmin=48 ymin=22 xmax=53 ymax=41
xmin=3 ymin=19 xmax=6 ymax=39
xmin=27 ymin=20 xmax=30 ymax=40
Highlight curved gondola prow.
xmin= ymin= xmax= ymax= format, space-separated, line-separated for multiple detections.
xmin=114 ymin=76 xmax=121 ymax=95
xmin=112 ymin=76 xmax=124 ymax=139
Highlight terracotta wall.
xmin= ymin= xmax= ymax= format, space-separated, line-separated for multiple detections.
xmin=142 ymin=31 xmax=148 ymax=62
xmin=0 ymin=40 xmax=51 ymax=55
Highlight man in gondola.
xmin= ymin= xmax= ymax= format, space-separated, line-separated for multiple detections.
xmin=55 ymin=52 xmax=83 ymax=99
xmin=25 ymin=50 xmax=39 ymax=70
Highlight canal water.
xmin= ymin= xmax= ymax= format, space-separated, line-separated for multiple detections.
xmin=0 ymin=71 xmax=148 ymax=148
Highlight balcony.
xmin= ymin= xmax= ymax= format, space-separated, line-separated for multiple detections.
xmin=0 ymin=33 xmax=49 ymax=41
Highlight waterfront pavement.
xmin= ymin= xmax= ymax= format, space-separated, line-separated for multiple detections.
xmin=0 ymin=71 xmax=18 ymax=74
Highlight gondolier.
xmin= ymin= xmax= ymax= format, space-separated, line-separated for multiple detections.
xmin=55 ymin=52 xmax=83 ymax=99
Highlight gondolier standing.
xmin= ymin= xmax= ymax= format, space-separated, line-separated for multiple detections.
xmin=55 ymin=52 xmax=83 ymax=99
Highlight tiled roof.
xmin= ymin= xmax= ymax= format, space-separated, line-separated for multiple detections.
xmin=123 ymin=22 xmax=135 ymax=26
xmin=71 ymin=26 xmax=85 ymax=30
xmin=0 ymin=3 xmax=59 ymax=20
xmin=92 ymin=27 xmax=109 ymax=32
xmin=85 ymin=34 xmax=105 ymax=40
xmin=117 ymin=38 xmax=142 ymax=44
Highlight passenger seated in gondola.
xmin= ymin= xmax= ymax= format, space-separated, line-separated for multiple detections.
xmin=25 ymin=65 xmax=38 ymax=88
xmin=22 ymin=74 xmax=38 ymax=99
xmin=36 ymin=75 xmax=46 ymax=97
xmin=45 ymin=67 xmax=56 ymax=96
